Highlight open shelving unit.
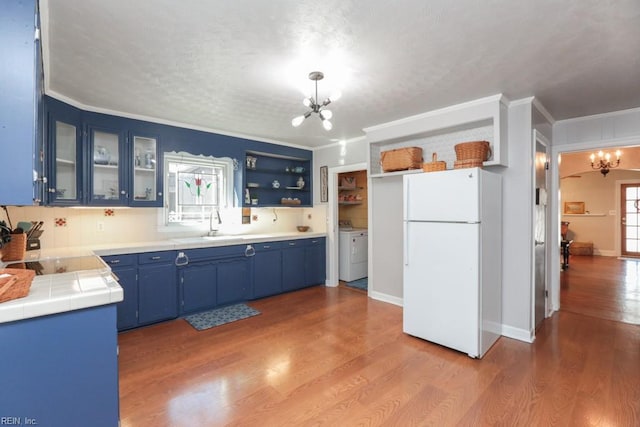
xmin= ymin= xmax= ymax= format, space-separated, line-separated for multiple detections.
xmin=244 ymin=151 xmax=311 ymax=207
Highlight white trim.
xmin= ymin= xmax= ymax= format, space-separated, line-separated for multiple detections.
xmin=501 ymin=324 xmax=535 ymax=343
xmin=555 ymin=105 xmax=640 ymax=125
xmin=44 ymin=91 xmax=310 ymax=151
xmin=554 ymin=135 xmax=640 ymax=152
xmin=362 ymin=93 xmax=508 ymax=133
xmin=326 ymin=162 xmax=368 ymax=290
xmin=532 ymin=99 xmax=556 ymax=125
xmin=533 ymin=130 xmax=551 ymax=335
xmin=508 ymin=96 xmax=534 ymax=107
xmin=369 ymin=291 xmax=403 ymax=307
xmin=312 ymin=135 xmax=366 ymax=151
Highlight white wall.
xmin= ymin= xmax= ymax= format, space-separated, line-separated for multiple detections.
xmin=312 ymin=138 xmax=368 ymax=205
xmin=498 ymin=101 xmax=535 ymax=340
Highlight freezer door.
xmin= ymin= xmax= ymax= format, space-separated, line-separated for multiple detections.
xmin=404 ymin=168 xmax=480 ymax=223
xmin=403 ymin=221 xmax=480 ymax=357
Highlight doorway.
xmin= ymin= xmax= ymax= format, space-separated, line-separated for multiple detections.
xmin=533 ymin=131 xmax=549 ymax=330
xmin=326 ymin=163 xmax=368 ymax=288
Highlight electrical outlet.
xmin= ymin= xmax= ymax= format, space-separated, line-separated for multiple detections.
xmin=97 ymin=221 xmax=104 ymax=231
xmin=252 ymin=215 xmax=258 ymax=221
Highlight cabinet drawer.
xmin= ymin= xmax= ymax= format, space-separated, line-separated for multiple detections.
xmin=138 ymin=251 xmax=175 ymax=264
xmin=282 ymin=239 xmax=307 ymax=248
xmin=101 ymin=254 xmax=136 ymax=267
xmin=252 ymin=241 xmax=283 ymax=252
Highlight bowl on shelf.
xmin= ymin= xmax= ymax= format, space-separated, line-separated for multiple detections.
xmin=297 ymin=226 xmax=310 ymax=232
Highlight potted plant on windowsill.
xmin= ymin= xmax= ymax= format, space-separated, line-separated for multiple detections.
xmin=250 ymin=193 xmax=258 ymax=205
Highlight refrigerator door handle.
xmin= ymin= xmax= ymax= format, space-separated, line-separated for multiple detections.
xmin=404 ymin=221 xmax=409 ymax=266
xmin=404 ymin=180 xmax=409 ymax=222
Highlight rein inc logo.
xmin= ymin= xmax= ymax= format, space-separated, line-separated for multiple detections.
xmin=1 ymin=417 xmax=38 ymax=425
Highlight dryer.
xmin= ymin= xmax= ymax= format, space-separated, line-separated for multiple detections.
xmin=339 ymin=228 xmax=368 ymax=282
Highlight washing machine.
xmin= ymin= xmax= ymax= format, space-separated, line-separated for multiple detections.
xmin=339 ymin=228 xmax=368 ymax=282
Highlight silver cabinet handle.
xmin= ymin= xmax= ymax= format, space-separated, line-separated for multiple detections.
xmin=109 ymin=259 xmax=120 ymax=264
xmin=175 ymin=251 xmax=189 ymax=266
xmin=245 ymin=245 xmax=255 ymax=257
xmin=151 ymin=256 xmax=161 ymax=260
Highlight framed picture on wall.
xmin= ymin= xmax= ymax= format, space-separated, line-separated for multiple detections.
xmin=564 ymin=201 xmax=585 ymax=214
xmin=320 ymin=166 xmax=328 ymax=203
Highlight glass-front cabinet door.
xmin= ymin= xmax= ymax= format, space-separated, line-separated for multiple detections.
xmin=88 ymin=126 xmax=126 ymax=205
xmin=131 ymin=134 xmax=161 ymax=206
xmin=47 ymin=106 xmax=82 ymax=205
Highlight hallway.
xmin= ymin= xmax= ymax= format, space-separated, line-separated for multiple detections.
xmin=561 ymin=254 xmax=640 ymax=325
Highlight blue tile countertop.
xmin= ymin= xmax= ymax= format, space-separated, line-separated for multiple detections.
xmin=0 ymin=231 xmax=325 ymax=324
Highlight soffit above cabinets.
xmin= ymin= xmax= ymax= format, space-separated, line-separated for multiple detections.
xmin=41 ymin=0 xmax=640 ymax=148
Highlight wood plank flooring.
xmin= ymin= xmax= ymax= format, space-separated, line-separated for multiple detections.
xmin=561 ymin=254 xmax=640 ymax=324
xmin=119 ymin=276 xmax=640 ymax=426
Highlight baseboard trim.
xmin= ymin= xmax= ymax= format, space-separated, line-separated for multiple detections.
xmin=369 ymin=291 xmax=403 ymax=307
xmin=501 ymin=324 xmax=535 ymax=343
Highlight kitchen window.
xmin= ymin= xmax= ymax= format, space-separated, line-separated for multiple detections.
xmin=164 ymin=152 xmax=234 ymax=225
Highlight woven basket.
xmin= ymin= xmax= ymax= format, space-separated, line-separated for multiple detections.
xmin=0 ymin=268 xmax=35 ymax=303
xmin=454 ymin=141 xmax=491 ymax=161
xmin=0 ymin=233 xmax=26 ymax=262
xmin=454 ymin=159 xmax=484 ymax=169
xmin=380 ymin=147 xmax=423 ymax=172
xmin=423 ymin=153 xmax=447 ymax=172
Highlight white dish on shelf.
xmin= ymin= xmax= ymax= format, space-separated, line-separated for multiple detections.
xmin=247 ymin=183 xmax=260 ymax=187
xmin=285 ymin=186 xmax=303 ymax=190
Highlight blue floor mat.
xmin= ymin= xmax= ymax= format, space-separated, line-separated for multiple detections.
xmin=185 ymin=303 xmax=261 ymax=331
xmin=345 ymin=277 xmax=368 ymax=291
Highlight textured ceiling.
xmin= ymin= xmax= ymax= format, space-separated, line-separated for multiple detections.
xmin=41 ymin=0 xmax=640 ymax=148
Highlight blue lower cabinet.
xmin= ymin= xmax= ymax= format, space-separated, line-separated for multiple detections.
xmin=305 ymin=238 xmax=326 ymax=286
xmin=114 ymin=266 xmax=138 ymax=330
xmin=0 ymin=305 xmax=119 ymax=427
xmin=102 ymin=251 xmax=178 ymax=330
xmin=253 ymin=242 xmax=283 ymax=298
xmin=138 ymin=263 xmax=178 ymax=325
xmin=282 ymin=240 xmax=307 ymax=291
xmin=217 ymin=257 xmax=251 ymax=305
xmin=180 ymin=262 xmax=217 ymax=314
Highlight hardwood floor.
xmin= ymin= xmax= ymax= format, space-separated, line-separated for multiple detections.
xmin=561 ymin=254 xmax=640 ymax=324
xmin=119 ymin=280 xmax=640 ymax=426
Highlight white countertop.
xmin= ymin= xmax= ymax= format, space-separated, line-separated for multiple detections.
xmin=0 ymin=231 xmax=325 ymax=324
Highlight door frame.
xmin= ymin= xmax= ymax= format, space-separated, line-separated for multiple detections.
xmin=616 ymin=180 xmax=640 ymax=257
xmin=549 ymin=135 xmax=640 ymax=313
xmin=532 ymin=130 xmax=551 ymax=327
xmin=326 ymin=162 xmax=368 ymax=287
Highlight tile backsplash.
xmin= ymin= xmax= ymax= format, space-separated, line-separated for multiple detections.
xmin=2 ymin=205 xmax=327 ymax=250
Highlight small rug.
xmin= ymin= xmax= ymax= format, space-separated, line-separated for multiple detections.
xmin=345 ymin=277 xmax=368 ymax=291
xmin=185 ymin=303 xmax=261 ymax=331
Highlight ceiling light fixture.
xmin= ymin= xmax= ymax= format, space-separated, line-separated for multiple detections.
xmin=291 ymin=71 xmax=340 ymax=131
xmin=590 ymin=150 xmax=621 ymax=177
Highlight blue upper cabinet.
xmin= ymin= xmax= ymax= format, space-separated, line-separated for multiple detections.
xmin=46 ymin=100 xmax=83 ymax=205
xmin=129 ymin=131 xmax=162 ymax=207
xmin=87 ymin=124 xmax=128 ymax=206
xmin=41 ymin=97 xmax=313 ymax=207
xmin=0 ymin=0 xmax=43 ymax=206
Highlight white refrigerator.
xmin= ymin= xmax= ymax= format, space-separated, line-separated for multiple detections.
xmin=402 ymin=168 xmax=502 ymax=358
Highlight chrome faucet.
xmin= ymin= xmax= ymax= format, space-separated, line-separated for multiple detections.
xmin=208 ymin=208 xmax=222 ymax=236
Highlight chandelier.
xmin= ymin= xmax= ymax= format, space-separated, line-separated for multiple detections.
xmin=291 ymin=71 xmax=340 ymax=131
xmin=590 ymin=150 xmax=621 ymax=176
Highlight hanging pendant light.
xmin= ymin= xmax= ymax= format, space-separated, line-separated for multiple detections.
xmin=291 ymin=71 xmax=339 ymax=130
